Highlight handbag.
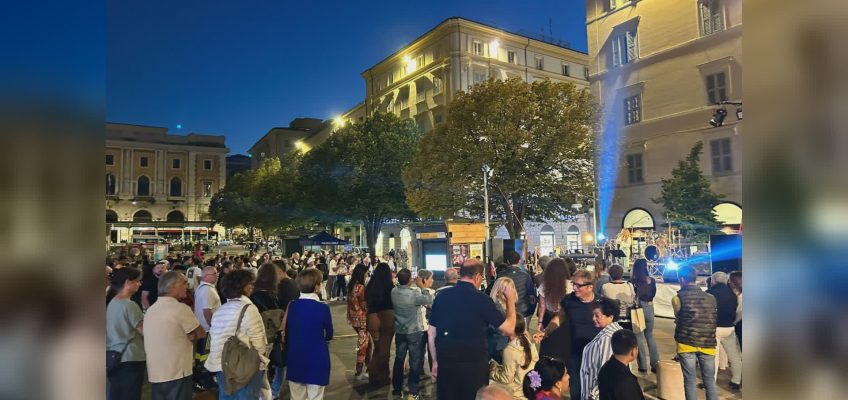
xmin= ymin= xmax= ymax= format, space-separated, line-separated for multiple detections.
xmin=106 ymin=339 xmax=132 ymax=376
xmin=221 ymin=304 xmax=261 ymax=395
xmin=629 ymin=282 xmax=646 ymax=334
xmin=269 ymin=301 xmax=292 ymax=367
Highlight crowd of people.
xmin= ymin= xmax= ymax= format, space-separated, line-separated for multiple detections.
xmin=105 ymin=246 xmax=741 ymax=400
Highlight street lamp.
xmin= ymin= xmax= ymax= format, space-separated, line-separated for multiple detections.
xmin=572 ymin=196 xmax=600 ymax=248
xmin=482 ymin=163 xmax=492 ymax=263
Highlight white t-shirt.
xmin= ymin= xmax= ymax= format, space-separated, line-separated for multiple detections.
xmin=186 ymin=266 xmax=202 ymax=290
xmin=143 ymin=297 xmax=200 ymax=383
xmin=328 ymin=259 xmax=338 ymax=276
xmin=205 ymin=296 xmax=268 ymax=373
xmin=193 ymin=282 xmax=221 ymax=332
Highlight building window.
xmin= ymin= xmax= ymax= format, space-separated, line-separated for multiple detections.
xmin=140 ymin=156 xmax=149 ymax=167
xmin=535 ymin=56 xmax=544 ymax=70
xmin=473 ymin=71 xmax=487 ymax=85
xmin=416 ymin=85 xmax=426 ymax=103
xmin=416 ymin=54 xmax=424 ymax=68
xmin=172 ymin=158 xmax=180 ymax=169
xmin=612 ymin=30 xmax=638 ymax=66
xmin=386 ymin=99 xmax=394 ymax=113
xmin=203 ymin=181 xmax=213 ymax=197
xmin=706 ymin=72 xmax=728 ymax=104
xmin=106 ymin=173 xmax=116 ymax=195
xmin=433 ymin=77 xmax=442 ymax=94
xmin=204 ymin=159 xmax=213 ymax=170
xmin=699 ymin=0 xmax=724 ymax=36
xmin=386 ymin=73 xmax=394 ymax=87
xmin=169 ymin=177 xmax=182 ymax=197
xmin=607 ymin=0 xmax=619 ymax=12
xmin=624 ymin=94 xmax=642 ymax=125
xmin=137 ymin=176 xmax=150 ymax=196
xmin=106 ymin=154 xmax=114 ymax=166
xmin=711 ymin=138 xmax=733 ymax=173
xmin=561 ymin=63 xmax=570 ymax=76
xmin=507 ymin=50 xmax=516 ymax=64
xmin=400 ymin=96 xmax=409 ymax=110
xmin=626 ymin=153 xmax=644 ymax=184
xmin=584 ymin=66 xmax=590 ymax=79
xmin=472 ymin=40 xmax=483 ymax=56
xmin=567 ymin=225 xmax=581 ymax=252
xmin=434 ymin=113 xmax=443 ymax=125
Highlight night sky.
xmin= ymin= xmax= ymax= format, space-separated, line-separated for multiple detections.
xmin=107 ymin=0 xmax=587 ymax=154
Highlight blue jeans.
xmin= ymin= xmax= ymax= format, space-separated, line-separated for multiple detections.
xmin=271 ymin=367 xmax=286 ymax=398
xmin=678 ymin=352 xmax=718 ymax=400
xmin=392 ymin=331 xmax=424 ymax=394
xmin=637 ymin=301 xmax=661 ymax=370
xmin=216 ymin=370 xmax=264 ymax=400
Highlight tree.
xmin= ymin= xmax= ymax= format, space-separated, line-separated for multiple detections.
xmin=209 ymin=155 xmax=307 ymax=238
xmin=652 ymin=141 xmax=724 ymax=240
xmin=299 ymin=112 xmax=420 ymax=255
xmin=403 ymin=78 xmax=599 ymax=238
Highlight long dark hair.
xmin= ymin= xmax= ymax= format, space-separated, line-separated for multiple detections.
xmin=107 ymin=267 xmax=141 ymax=304
xmin=631 ymin=258 xmax=651 ymax=295
xmin=514 ymin=313 xmax=533 ymax=369
xmin=542 ymin=258 xmax=570 ymax=308
xmin=522 ymin=357 xmax=566 ymax=399
xmin=365 ymin=263 xmax=394 ymax=305
xmin=347 ymin=263 xmax=367 ymax=293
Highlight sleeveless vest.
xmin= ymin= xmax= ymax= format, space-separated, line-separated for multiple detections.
xmin=674 ymin=285 xmax=717 ymax=348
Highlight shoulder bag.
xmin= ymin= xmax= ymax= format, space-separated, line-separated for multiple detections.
xmin=106 ymin=338 xmax=132 ymax=376
xmin=221 ymin=303 xmax=261 ymax=395
xmin=269 ymin=300 xmax=293 ymax=367
xmin=629 ymin=282 xmax=646 ymax=334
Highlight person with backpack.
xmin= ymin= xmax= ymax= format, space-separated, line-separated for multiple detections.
xmin=205 ymin=269 xmax=270 ymax=399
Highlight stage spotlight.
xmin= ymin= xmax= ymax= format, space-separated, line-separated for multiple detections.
xmin=666 ymin=259 xmax=679 ymax=270
xmin=597 ymin=232 xmax=606 ymax=242
xmin=710 ymin=108 xmax=727 ymax=127
xmin=735 ymin=107 xmax=742 ymax=120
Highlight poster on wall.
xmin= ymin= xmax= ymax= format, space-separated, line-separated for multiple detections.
xmin=153 ymin=244 xmax=168 ymax=262
xmin=469 ymin=244 xmax=483 ymax=260
xmin=451 ymin=245 xmax=469 ymax=266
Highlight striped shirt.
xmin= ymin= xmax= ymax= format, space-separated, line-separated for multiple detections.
xmin=580 ymin=322 xmax=623 ymax=400
xmin=204 ymin=295 xmax=268 ymax=373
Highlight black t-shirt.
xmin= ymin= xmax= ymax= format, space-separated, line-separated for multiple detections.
xmin=561 ymin=293 xmax=601 ymax=353
xmin=430 ymin=281 xmax=506 ymax=364
xmin=276 ymin=278 xmax=300 ymax=311
xmin=249 ymin=290 xmax=280 ymax=312
xmin=539 ymin=323 xmax=572 ymax=363
xmin=140 ymin=274 xmax=159 ymax=307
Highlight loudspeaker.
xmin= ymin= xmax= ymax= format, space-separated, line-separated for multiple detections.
xmin=710 ymin=234 xmax=742 ymax=274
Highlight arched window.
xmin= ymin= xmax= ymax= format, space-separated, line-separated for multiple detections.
xmin=106 ymin=174 xmax=116 ymax=195
xmin=137 ymin=176 xmax=150 ymax=196
xmin=166 ymin=210 xmax=185 ymax=222
xmin=540 ymin=225 xmax=556 ymax=256
xmin=133 ymin=210 xmax=152 ymax=222
xmin=622 ymin=208 xmax=655 ymax=230
xmin=566 ymin=225 xmax=581 ymax=253
xmin=106 ymin=210 xmax=118 ymax=223
xmin=169 ymin=177 xmax=182 ymax=197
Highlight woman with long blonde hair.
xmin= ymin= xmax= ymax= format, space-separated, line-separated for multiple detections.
xmin=488 ymin=277 xmax=516 ymax=362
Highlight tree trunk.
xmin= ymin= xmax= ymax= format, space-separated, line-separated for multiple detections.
xmin=363 ymin=216 xmax=384 ymax=257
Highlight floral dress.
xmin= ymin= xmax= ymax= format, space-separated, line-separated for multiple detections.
xmin=347 ymin=283 xmax=369 ymax=364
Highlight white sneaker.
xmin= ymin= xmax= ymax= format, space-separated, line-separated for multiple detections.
xmin=355 ymin=373 xmax=369 ymax=381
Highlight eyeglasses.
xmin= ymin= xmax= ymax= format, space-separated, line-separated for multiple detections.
xmin=572 ymin=282 xmax=593 ymax=289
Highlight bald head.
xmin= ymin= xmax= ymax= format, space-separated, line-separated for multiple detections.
xmin=445 ymin=268 xmax=459 ymax=283
xmin=475 ymin=384 xmax=512 ymax=400
xmin=201 ymin=265 xmax=218 ymax=284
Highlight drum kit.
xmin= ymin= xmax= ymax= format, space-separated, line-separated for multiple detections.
xmin=604 ymin=228 xmax=689 ymax=280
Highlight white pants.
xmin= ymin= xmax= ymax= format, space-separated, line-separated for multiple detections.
xmin=715 ymin=326 xmax=742 ymax=384
xmin=289 ymin=382 xmax=325 ymax=400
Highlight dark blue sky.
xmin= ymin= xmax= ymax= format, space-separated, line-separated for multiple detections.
xmin=107 ymin=0 xmax=587 ymax=154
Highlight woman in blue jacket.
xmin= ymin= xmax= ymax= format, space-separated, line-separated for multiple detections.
xmin=286 ymin=268 xmax=334 ymax=400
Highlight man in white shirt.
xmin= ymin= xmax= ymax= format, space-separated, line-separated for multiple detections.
xmin=144 ymin=271 xmax=206 ymax=400
xmin=185 ymin=258 xmax=202 ymax=291
xmin=193 ymin=265 xmax=221 ymax=364
xmin=328 ymin=253 xmax=338 ymax=301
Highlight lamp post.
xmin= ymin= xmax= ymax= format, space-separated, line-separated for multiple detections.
xmin=482 ymin=163 xmax=491 ymax=263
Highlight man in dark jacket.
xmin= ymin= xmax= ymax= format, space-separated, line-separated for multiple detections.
xmin=598 ymin=329 xmax=645 ymax=400
xmin=706 ymin=271 xmax=742 ymax=390
xmin=497 ymin=250 xmax=536 ymax=327
xmin=672 ymin=265 xmax=718 ymax=400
